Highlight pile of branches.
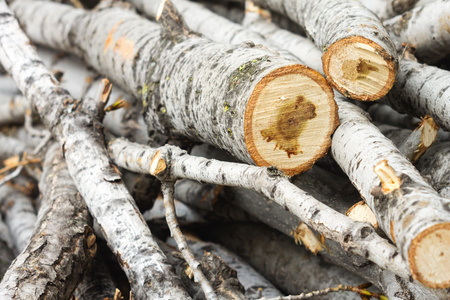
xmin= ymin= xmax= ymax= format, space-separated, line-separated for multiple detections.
xmin=0 ymin=0 xmax=449 ymax=299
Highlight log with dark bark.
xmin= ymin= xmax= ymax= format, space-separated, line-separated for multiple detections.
xmin=250 ymin=0 xmax=398 ymax=101
xmin=0 ymin=144 xmax=95 ymax=299
xmin=11 ymin=0 xmax=339 ymax=176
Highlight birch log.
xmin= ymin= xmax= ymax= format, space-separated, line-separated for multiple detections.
xmin=0 ymin=144 xmax=95 ymax=299
xmin=359 ymin=0 xmax=419 ymax=20
xmin=0 ymin=94 xmax=29 ymax=126
xmin=11 ymin=0 xmax=338 ymax=176
xmin=0 ymin=216 xmax=14 ymax=280
xmin=0 ymin=2 xmax=191 ymax=298
xmin=384 ymin=0 xmax=450 ymax=64
xmin=250 ymin=0 xmax=398 ymax=101
xmin=382 ymin=59 xmax=450 ymax=131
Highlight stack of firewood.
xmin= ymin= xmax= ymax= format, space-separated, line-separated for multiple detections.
xmin=0 ymin=0 xmax=449 ymax=299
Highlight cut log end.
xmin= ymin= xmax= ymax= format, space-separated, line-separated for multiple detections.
xmin=322 ymin=36 xmax=396 ymax=101
xmin=245 ymin=65 xmax=338 ymax=176
xmin=409 ymin=222 xmax=450 ymax=288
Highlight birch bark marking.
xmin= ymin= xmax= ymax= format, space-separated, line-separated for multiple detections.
xmin=384 ymin=0 xmax=450 ymax=64
xmin=251 ymin=0 xmax=398 ymax=101
xmin=12 ymin=0 xmax=338 ymax=176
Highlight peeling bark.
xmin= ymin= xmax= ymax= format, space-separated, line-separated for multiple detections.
xmin=0 ymin=144 xmax=94 ymax=299
xmin=384 ymin=0 xmax=450 ymax=64
xmin=11 ymin=0 xmax=338 ymax=176
xmin=251 ymin=0 xmax=398 ymax=101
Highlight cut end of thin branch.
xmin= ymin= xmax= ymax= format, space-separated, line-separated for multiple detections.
xmin=95 ymin=78 xmax=113 ymax=112
xmin=245 ymin=1 xmax=271 ymax=20
xmin=322 ymin=36 xmax=396 ymax=101
xmin=409 ymin=222 xmax=450 ymax=288
xmin=290 ymin=223 xmax=323 ymax=254
xmin=149 ymin=150 xmax=167 ymax=176
xmin=373 ymin=159 xmax=401 ymax=194
xmin=245 ymin=65 xmax=338 ymax=176
xmin=346 ymin=201 xmax=378 ymax=229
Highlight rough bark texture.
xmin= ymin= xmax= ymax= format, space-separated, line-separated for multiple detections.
xmin=0 ymin=144 xmax=95 ymax=299
xmin=0 ymin=2 xmax=190 ymax=298
xmin=12 ymin=0 xmax=338 ymax=176
xmin=384 ymin=0 xmax=450 ymax=63
xmin=107 ymin=138 xmax=410 ymax=280
xmin=251 ymin=0 xmax=398 ymax=101
xmin=0 ymin=185 xmax=37 ymax=254
xmin=382 ymin=59 xmax=450 ymax=131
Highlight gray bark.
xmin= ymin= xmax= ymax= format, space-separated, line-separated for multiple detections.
xmin=384 ymin=0 xmax=450 ymax=64
xmin=0 ymin=144 xmax=94 ymax=299
xmin=0 ymin=94 xmax=29 ymax=126
xmin=0 ymin=2 xmax=191 ymax=298
xmin=368 ymin=104 xmax=420 ymax=129
xmin=0 ymin=134 xmax=32 ymax=159
xmin=359 ymin=0 xmax=419 ymax=20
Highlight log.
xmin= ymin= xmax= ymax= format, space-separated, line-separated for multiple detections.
xmin=0 ymin=144 xmax=95 ymax=299
xmin=368 ymin=104 xmax=420 ymax=129
xmin=359 ymin=0 xmax=420 ymax=20
xmin=382 ymin=59 xmax=450 ymax=131
xmin=384 ymin=0 xmax=450 ymax=64
xmin=0 ymin=93 xmax=29 ymax=126
xmin=250 ymin=0 xmax=398 ymax=101
xmin=11 ymin=0 xmax=339 ymax=176
xmin=0 ymin=2 xmax=191 ymax=298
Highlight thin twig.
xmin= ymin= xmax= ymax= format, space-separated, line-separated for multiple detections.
xmin=161 ymin=181 xmax=217 ymax=300
xmin=260 ymin=284 xmax=387 ymax=300
xmin=0 ymin=165 xmax=23 ymax=187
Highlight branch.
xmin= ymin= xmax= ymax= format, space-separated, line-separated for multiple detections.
xmin=107 ymin=138 xmax=409 ymax=279
xmin=161 ymin=181 xmax=217 ymax=300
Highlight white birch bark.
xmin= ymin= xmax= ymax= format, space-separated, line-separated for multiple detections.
xmin=251 ymin=0 xmax=398 ymax=101
xmin=0 ymin=134 xmax=32 ymax=159
xmin=415 ymin=141 xmax=450 ymax=199
xmin=382 ymin=59 xmax=450 ymax=131
xmin=383 ymin=0 xmax=450 ymax=63
xmin=0 ymin=2 xmax=191 ymax=298
xmin=107 ymin=138 xmax=410 ymax=279
xmin=0 ymin=185 xmax=37 ymax=255
xmin=12 ymin=0 xmax=338 ymax=176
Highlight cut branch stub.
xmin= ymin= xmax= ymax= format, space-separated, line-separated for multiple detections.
xmin=245 ymin=65 xmax=337 ymax=176
xmin=322 ymin=36 xmax=396 ymax=101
